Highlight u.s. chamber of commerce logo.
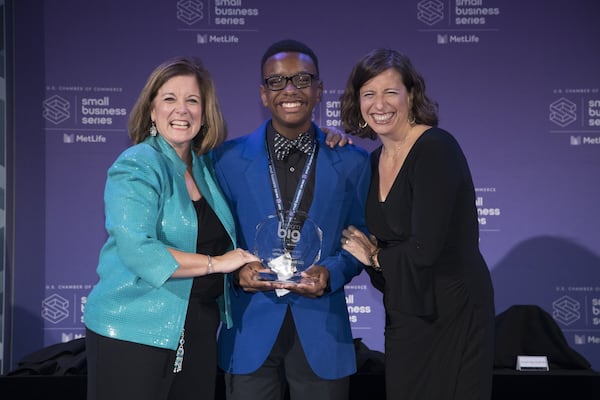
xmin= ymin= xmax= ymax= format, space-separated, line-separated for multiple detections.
xmin=417 ymin=0 xmax=444 ymax=25
xmin=43 ymin=95 xmax=71 ymax=124
xmin=41 ymin=293 xmax=70 ymax=324
xmin=176 ymin=0 xmax=205 ymax=25
xmin=552 ymin=295 xmax=580 ymax=326
xmin=549 ymin=97 xmax=577 ymax=127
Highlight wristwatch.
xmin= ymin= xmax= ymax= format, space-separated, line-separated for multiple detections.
xmin=369 ymin=247 xmax=382 ymax=272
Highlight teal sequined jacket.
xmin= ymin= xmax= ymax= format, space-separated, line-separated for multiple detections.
xmin=84 ymin=135 xmax=236 ymax=350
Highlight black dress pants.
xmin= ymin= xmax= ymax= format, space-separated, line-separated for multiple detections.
xmin=86 ymin=299 xmax=220 ymax=400
xmin=225 ymin=308 xmax=349 ymax=400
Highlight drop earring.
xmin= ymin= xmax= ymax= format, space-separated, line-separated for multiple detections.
xmin=359 ymin=120 xmax=368 ymax=129
xmin=150 ymin=121 xmax=158 ymax=137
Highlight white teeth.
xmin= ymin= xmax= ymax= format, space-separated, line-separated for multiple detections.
xmin=282 ymin=102 xmax=301 ymax=108
xmin=372 ymin=113 xmax=393 ymax=122
xmin=171 ymin=121 xmax=189 ymax=127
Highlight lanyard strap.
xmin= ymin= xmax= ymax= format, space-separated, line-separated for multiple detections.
xmin=266 ymin=139 xmax=318 ymax=230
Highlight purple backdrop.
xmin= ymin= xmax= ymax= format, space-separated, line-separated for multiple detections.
xmin=8 ymin=0 xmax=600 ymax=372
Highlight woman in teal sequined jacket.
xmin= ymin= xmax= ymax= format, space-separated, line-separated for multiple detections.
xmin=83 ymin=57 xmax=258 ymax=400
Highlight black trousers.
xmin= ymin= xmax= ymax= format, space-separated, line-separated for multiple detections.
xmin=86 ymin=298 xmax=220 ymax=400
xmin=225 ymin=308 xmax=349 ymax=400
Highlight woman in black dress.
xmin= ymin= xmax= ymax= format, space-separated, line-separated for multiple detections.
xmin=339 ymin=49 xmax=495 ymax=399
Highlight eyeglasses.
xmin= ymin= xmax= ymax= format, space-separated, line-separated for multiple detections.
xmin=263 ymin=72 xmax=318 ymax=91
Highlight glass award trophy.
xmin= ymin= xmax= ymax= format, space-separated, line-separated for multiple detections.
xmin=254 ymin=211 xmax=322 ymax=283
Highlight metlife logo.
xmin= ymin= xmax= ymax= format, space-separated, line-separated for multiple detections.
xmin=62 ymin=133 xmax=107 ymax=144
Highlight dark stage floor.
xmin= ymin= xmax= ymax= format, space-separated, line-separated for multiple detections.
xmin=1 ymin=369 xmax=599 ymax=400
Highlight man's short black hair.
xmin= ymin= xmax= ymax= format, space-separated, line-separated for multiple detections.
xmin=261 ymin=39 xmax=319 ymax=77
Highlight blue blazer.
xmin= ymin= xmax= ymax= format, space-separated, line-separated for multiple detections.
xmin=213 ymin=121 xmax=370 ymax=379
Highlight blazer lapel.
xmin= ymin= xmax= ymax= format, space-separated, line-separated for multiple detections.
xmin=241 ymin=124 xmax=277 ymax=218
xmin=310 ymin=129 xmax=343 ymax=225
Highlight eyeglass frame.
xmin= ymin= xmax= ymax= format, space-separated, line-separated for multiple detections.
xmin=263 ymin=72 xmax=319 ymax=91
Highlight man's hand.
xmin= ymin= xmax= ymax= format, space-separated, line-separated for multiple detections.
xmin=236 ymin=261 xmax=278 ymax=292
xmin=276 ymin=264 xmax=330 ymax=298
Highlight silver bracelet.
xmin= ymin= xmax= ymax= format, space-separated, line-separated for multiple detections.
xmin=207 ymin=255 xmax=213 ymax=274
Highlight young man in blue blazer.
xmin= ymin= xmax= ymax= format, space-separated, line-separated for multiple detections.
xmin=213 ymin=39 xmax=370 ymax=400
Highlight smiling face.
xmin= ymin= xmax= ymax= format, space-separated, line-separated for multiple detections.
xmin=260 ymin=51 xmax=322 ymax=139
xmin=359 ymin=68 xmax=413 ymax=139
xmin=150 ymin=74 xmax=203 ymax=156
